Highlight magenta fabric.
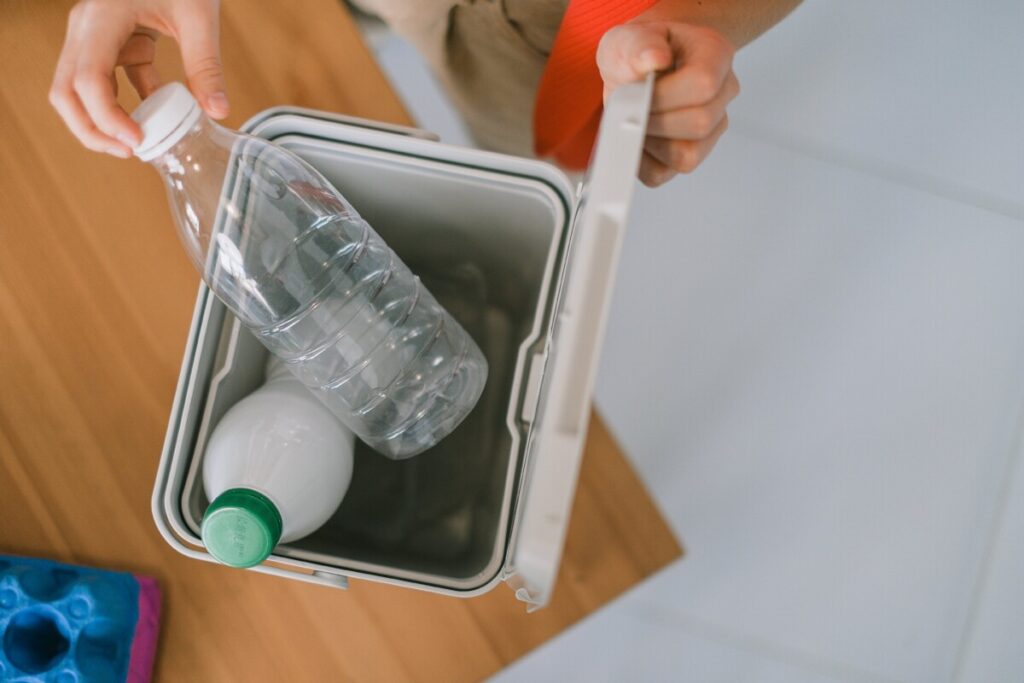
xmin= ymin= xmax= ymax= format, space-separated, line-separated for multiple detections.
xmin=126 ymin=575 xmax=162 ymax=683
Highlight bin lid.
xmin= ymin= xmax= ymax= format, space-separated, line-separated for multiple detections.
xmin=506 ymin=74 xmax=654 ymax=610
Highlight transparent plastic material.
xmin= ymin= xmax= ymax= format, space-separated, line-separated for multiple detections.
xmin=148 ymin=114 xmax=488 ymax=459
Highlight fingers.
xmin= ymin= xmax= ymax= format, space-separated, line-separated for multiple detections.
xmin=647 ymin=71 xmax=738 ymax=139
xmin=117 ymin=29 xmax=160 ymax=68
xmin=52 ymin=0 xmax=229 ymax=157
xmin=73 ymin=69 xmax=141 ymax=148
xmin=119 ymin=30 xmax=163 ymax=97
xmin=176 ymin=3 xmax=229 ymax=118
xmin=638 ymin=151 xmax=675 ymax=188
xmin=642 ymin=114 xmax=729 ymax=182
xmin=610 ymin=22 xmax=737 ymax=180
xmin=650 ymin=24 xmax=735 ymax=112
xmin=50 ymin=87 xmax=133 ymax=158
xmin=50 ymin=0 xmax=140 ymax=156
xmin=68 ymin=7 xmax=143 ymax=146
xmin=597 ymin=23 xmax=675 ymax=90
xmin=124 ymin=62 xmax=163 ymax=99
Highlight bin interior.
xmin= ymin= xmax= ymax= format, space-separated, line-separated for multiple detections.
xmin=177 ymin=136 xmax=569 ymax=589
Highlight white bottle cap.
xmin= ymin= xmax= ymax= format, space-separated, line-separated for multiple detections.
xmin=130 ymin=82 xmax=202 ymax=161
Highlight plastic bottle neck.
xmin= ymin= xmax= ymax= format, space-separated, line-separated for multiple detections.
xmin=144 ymin=115 xmax=241 ymax=279
xmin=147 ymin=115 xmax=226 ymax=174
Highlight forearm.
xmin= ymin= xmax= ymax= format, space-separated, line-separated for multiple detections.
xmin=635 ymin=0 xmax=803 ymax=48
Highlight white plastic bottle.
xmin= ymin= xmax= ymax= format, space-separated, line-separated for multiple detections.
xmin=202 ymin=356 xmax=355 ymax=568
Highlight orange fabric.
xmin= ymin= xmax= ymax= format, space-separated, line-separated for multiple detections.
xmin=533 ymin=0 xmax=658 ymax=170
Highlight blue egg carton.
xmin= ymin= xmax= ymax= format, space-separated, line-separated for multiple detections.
xmin=0 ymin=556 xmax=148 ymax=683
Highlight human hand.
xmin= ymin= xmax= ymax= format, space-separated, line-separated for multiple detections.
xmin=50 ymin=0 xmax=227 ymax=158
xmin=597 ymin=22 xmax=739 ymax=187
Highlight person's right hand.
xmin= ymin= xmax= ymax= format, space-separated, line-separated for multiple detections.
xmin=50 ymin=0 xmax=228 ymax=158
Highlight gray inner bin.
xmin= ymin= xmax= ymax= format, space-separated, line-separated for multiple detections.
xmin=177 ymin=135 xmax=568 ymax=589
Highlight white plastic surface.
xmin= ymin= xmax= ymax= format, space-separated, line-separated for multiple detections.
xmin=131 ymin=82 xmax=201 ymax=161
xmin=506 ymin=74 xmax=655 ymax=610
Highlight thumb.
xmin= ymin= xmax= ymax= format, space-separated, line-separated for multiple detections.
xmin=597 ymin=23 xmax=674 ymax=89
xmin=176 ymin=7 xmax=229 ymax=118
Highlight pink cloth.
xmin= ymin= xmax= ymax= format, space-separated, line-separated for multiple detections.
xmin=127 ymin=575 xmax=161 ymax=683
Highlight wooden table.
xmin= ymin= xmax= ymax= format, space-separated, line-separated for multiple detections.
xmin=0 ymin=0 xmax=681 ymax=680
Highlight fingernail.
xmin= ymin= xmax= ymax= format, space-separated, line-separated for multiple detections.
xmin=206 ymin=92 xmax=229 ymax=117
xmin=640 ymin=48 xmax=667 ymax=71
xmin=117 ymin=133 xmax=139 ymax=147
xmin=108 ymin=147 xmax=132 ymax=159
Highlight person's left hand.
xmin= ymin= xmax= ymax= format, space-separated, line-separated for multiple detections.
xmin=597 ymin=22 xmax=739 ymax=187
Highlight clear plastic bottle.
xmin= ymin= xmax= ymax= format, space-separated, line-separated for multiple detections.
xmin=131 ymin=83 xmax=487 ymax=459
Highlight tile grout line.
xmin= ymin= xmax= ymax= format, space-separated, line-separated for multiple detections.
xmin=625 ymin=599 xmax=904 ymax=683
xmin=730 ymin=118 xmax=1024 ymax=223
xmin=950 ymin=384 xmax=1024 ymax=682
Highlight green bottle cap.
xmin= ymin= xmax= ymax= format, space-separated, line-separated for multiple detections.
xmin=201 ymin=488 xmax=283 ymax=568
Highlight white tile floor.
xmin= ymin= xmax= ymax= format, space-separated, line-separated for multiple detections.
xmin=363 ymin=4 xmax=1024 ymax=681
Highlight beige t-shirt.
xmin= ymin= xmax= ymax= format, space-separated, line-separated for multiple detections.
xmin=352 ymin=0 xmax=569 ymax=157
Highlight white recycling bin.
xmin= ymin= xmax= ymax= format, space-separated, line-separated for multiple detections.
xmin=152 ymin=76 xmax=653 ymax=611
